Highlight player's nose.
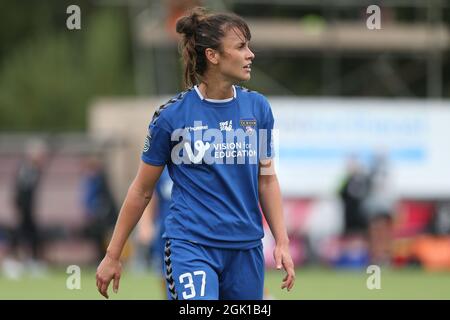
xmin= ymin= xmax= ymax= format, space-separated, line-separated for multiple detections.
xmin=246 ymin=47 xmax=255 ymax=61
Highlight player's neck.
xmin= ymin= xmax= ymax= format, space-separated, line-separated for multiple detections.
xmin=198 ymin=79 xmax=234 ymax=100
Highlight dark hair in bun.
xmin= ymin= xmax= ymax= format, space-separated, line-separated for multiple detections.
xmin=176 ymin=7 xmax=206 ymax=38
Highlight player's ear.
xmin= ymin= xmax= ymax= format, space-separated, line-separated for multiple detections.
xmin=205 ymin=48 xmax=219 ymax=65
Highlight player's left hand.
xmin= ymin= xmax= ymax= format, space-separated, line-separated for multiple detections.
xmin=273 ymin=243 xmax=296 ymax=291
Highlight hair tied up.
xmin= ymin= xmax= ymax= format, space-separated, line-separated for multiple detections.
xmin=175 ymin=7 xmax=207 ymax=38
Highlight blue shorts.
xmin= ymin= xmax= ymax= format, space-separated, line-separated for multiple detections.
xmin=163 ymin=238 xmax=264 ymax=300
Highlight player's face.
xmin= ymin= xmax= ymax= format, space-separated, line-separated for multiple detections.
xmin=217 ymin=28 xmax=254 ymax=83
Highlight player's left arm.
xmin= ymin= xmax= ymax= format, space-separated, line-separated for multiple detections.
xmin=258 ymin=159 xmax=296 ymax=291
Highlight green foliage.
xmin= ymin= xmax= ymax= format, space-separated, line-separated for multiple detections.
xmin=0 ymin=35 xmax=83 ymax=131
xmin=0 ymin=8 xmax=133 ymax=132
xmin=84 ymin=9 xmax=133 ymax=97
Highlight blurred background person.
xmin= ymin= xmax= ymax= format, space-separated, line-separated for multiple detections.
xmin=363 ymin=152 xmax=397 ymax=265
xmin=4 ymin=139 xmax=49 ymax=278
xmin=80 ymin=155 xmax=118 ymax=263
xmin=338 ymin=156 xmax=370 ymax=238
xmin=335 ymin=155 xmax=371 ymax=268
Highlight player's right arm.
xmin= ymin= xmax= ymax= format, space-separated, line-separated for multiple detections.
xmin=96 ymin=162 xmax=164 ymax=299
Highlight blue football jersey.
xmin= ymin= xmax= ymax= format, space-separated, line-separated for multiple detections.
xmin=141 ymin=85 xmax=274 ymax=249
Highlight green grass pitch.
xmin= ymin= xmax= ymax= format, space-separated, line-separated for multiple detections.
xmin=0 ymin=267 xmax=449 ymax=300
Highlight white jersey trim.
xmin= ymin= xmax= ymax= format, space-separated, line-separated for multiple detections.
xmin=194 ymin=85 xmax=236 ymax=103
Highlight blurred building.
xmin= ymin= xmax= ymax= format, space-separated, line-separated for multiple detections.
xmin=128 ymin=0 xmax=449 ymax=97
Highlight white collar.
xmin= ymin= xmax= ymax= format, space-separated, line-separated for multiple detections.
xmin=194 ymin=85 xmax=236 ymax=103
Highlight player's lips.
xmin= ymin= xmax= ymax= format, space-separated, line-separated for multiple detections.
xmin=243 ymin=63 xmax=252 ymax=72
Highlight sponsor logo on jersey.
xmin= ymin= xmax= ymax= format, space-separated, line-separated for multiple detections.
xmin=143 ymin=133 xmax=151 ymax=152
xmin=186 ymin=124 xmax=208 ymax=131
xmin=184 ymin=140 xmax=211 ymax=164
xmin=219 ymin=120 xmax=233 ymax=131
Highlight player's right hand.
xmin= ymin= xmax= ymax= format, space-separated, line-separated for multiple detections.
xmin=96 ymin=254 xmax=122 ymax=299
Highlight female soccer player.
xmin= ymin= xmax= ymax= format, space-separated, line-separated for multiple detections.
xmin=96 ymin=7 xmax=295 ymax=300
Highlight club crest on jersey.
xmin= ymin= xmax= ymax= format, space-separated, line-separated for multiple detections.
xmin=240 ymin=119 xmax=257 ymax=135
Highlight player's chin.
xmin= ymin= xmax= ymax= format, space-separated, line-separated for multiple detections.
xmin=229 ymin=72 xmax=251 ymax=84
xmin=238 ymin=72 xmax=251 ymax=82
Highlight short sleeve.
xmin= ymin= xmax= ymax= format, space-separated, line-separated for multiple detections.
xmin=141 ymin=117 xmax=171 ymax=166
xmin=259 ymin=95 xmax=275 ymax=160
